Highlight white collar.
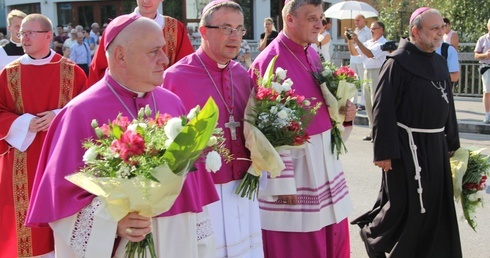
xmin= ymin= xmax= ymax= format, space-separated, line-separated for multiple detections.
xmin=217 ymin=62 xmax=228 ymax=69
xmin=133 ymin=7 xmax=165 ymax=28
xmin=20 ymin=49 xmax=55 ymax=65
xmin=10 ymin=39 xmax=22 ymax=47
xmin=110 ymin=73 xmax=146 ymax=97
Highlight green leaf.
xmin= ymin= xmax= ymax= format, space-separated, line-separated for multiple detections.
xmin=262 ymin=55 xmax=279 ymax=87
xmin=163 ymin=97 xmax=219 ymax=173
xmin=112 ymin=125 xmax=123 ymax=140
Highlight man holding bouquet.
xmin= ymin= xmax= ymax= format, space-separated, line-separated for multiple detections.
xmin=27 ymin=14 xmax=218 ymax=257
xmin=163 ymin=1 xmax=263 ymax=257
xmin=249 ymin=0 xmax=356 ymax=257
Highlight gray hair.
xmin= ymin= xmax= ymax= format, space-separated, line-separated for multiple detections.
xmin=409 ymin=8 xmax=441 ymax=38
xmin=282 ymin=0 xmax=322 ymax=19
xmin=199 ymin=1 xmax=243 ymax=27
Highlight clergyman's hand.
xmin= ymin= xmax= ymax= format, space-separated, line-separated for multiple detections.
xmin=374 ymin=159 xmax=392 ymax=172
xmin=36 ymin=111 xmax=56 ymax=132
xmin=339 ymin=100 xmax=357 ymax=122
xmin=28 ymin=111 xmax=55 ymax=132
xmin=277 ymin=194 xmax=298 ymax=205
xmin=117 ymin=212 xmax=152 ymax=243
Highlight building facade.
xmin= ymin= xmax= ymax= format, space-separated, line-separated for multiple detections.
xmin=3 ymin=0 xmax=275 ymax=41
xmin=3 ymin=0 xmax=353 ymax=42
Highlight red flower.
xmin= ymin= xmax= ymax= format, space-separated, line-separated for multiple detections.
xmin=110 ymin=130 xmax=146 ymax=162
xmin=288 ymin=121 xmax=301 ymax=132
xmin=256 ymin=87 xmax=278 ymax=101
xmin=293 ymin=133 xmax=310 ymax=145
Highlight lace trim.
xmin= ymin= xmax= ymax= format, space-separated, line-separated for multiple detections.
xmin=70 ymin=198 xmax=101 ymax=257
xmin=196 ymin=218 xmax=213 ymax=241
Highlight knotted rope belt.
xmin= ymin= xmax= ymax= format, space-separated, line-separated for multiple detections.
xmin=397 ymin=122 xmax=445 ymax=214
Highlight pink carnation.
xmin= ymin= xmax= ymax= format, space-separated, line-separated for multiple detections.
xmin=112 ymin=116 xmax=131 ymax=131
xmin=110 ymin=130 xmax=146 ymax=162
xmin=256 ymin=87 xmax=278 ymax=101
xmin=100 ymin=124 xmax=112 ymax=136
xmin=295 ymin=95 xmax=305 ymax=105
xmin=149 ymin=113 xmax=172 ymax=127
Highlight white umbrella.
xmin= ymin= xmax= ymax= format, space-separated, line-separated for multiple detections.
xmin=324 ymin=0 xmax=378 ymax=20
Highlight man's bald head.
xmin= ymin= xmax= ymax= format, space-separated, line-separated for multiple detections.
xmin=355 ymin=14 xmax=366 ymax=29
xmin=107 ymin=17 xmax=162 ymax=54
xmin=106 ymin=16 xmax=168 ymax=92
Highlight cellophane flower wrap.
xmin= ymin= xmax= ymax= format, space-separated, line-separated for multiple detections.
xmin=65 ymin=98 xmax=230 ymax=258
xmin=450 ymin=147 xmax=489 ymax=231
xmin=313 ymin=62 xmax=358 ymax=158
xmin=236 ymin=55 xmax=321 ymax=200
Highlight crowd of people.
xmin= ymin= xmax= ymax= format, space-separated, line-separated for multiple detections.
xmin=0 ymin=0 xmax=488 ymax=257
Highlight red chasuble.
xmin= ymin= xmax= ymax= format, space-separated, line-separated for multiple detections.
xmin=0 ymin=54 xmax=88 ymax=257
xmin=88 ymin=16 xmax=194 ymax=86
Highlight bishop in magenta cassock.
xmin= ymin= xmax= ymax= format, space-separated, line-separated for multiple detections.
xmin=26 ymin=14 xmax=218 ymax=258
xmin=88 ymin=3 xmax=194 ymax=86
xmin=0 ymin=14 xmax=88 ymax=257
xmin=249 ymin=1 xmax=356 ymax=257
xmin=163 ymin=1 xmax=263 ymax=257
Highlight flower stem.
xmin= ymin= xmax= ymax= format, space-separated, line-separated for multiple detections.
xmin=124 ymin=233 xmax=156 ymax=258
xmin=235 ymin=173 xmax=260 ymax=200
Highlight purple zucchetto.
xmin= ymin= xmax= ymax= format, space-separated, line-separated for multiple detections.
xmin=103 ymin=13 xmax=140 ymax=51
xmin=202 ymin=0 xmax=234 ymax=16
xmin=409 ymin=7 xmax=430 ymax=25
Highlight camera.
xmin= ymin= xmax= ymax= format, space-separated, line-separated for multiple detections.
xmin=346 ymin=29 xmax=353 ymax=40
xmin=380 ymin=41 xmax=397 ymax=51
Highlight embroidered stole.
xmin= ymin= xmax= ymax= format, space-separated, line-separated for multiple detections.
xmin=5 ymin=58 xmax=74 ymax=256
xmin=163 ymin=16 xmax=178 ymax=69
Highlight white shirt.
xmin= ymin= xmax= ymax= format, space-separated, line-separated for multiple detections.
xmin=356 ymin=35 xmax=388 ymax=69
xmin=350 ymin=26 xmax=372 ymax=64
xmin=436 ymin=44 xmax=459 ymax=73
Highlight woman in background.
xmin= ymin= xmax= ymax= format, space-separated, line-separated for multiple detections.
xmin=312 ymin=18 xmax=332 ymax=62
xmin=258 ymin=17 xmax=278 ymax=51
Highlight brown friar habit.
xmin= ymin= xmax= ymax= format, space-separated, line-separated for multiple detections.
xmin=351 ymin=38 xmax=462 ymax=258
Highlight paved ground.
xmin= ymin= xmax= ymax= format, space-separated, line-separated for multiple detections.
xmin=342 ymin=125 xmax=490 ymax=258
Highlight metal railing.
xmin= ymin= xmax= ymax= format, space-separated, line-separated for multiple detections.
xmin=329 ymin=43 xmax=483 ymax=97
xmin=193 ymin=40 xmax=484 ymax=97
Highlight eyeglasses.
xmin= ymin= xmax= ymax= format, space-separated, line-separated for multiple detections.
xmin=205 ymin=25 xmax=246 ymax=36
xmin=17 ymin=30 xmax=49 ymax=38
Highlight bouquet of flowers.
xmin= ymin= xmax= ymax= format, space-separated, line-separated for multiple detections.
xmin=236 ymin=55 xmax=321 ymax=200
xmin=450 ymin=147 xmax=490 ymax=231
xmin=313 ymin=62 xmax=359 ymax=158
xmin=66 ymin=98 xmax=231 ymax=258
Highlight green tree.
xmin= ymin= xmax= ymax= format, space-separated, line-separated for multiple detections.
xmin=372 ymin=0 xmax=488 ymax=50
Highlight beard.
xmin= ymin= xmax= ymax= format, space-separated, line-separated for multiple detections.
xmin=418 ymin=32 xmax=442 ymax=52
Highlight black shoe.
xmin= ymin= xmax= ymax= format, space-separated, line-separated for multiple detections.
xmin=359 ymin=229 xmax=386 ymax=258
xmin=362 ymin=135 xmax=372 ymax=141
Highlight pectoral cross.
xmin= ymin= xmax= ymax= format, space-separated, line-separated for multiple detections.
xmin=225 ymin=115 xmax=240 ymax=140
xmin=440 ymin=89 xmax=449 ymax=103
